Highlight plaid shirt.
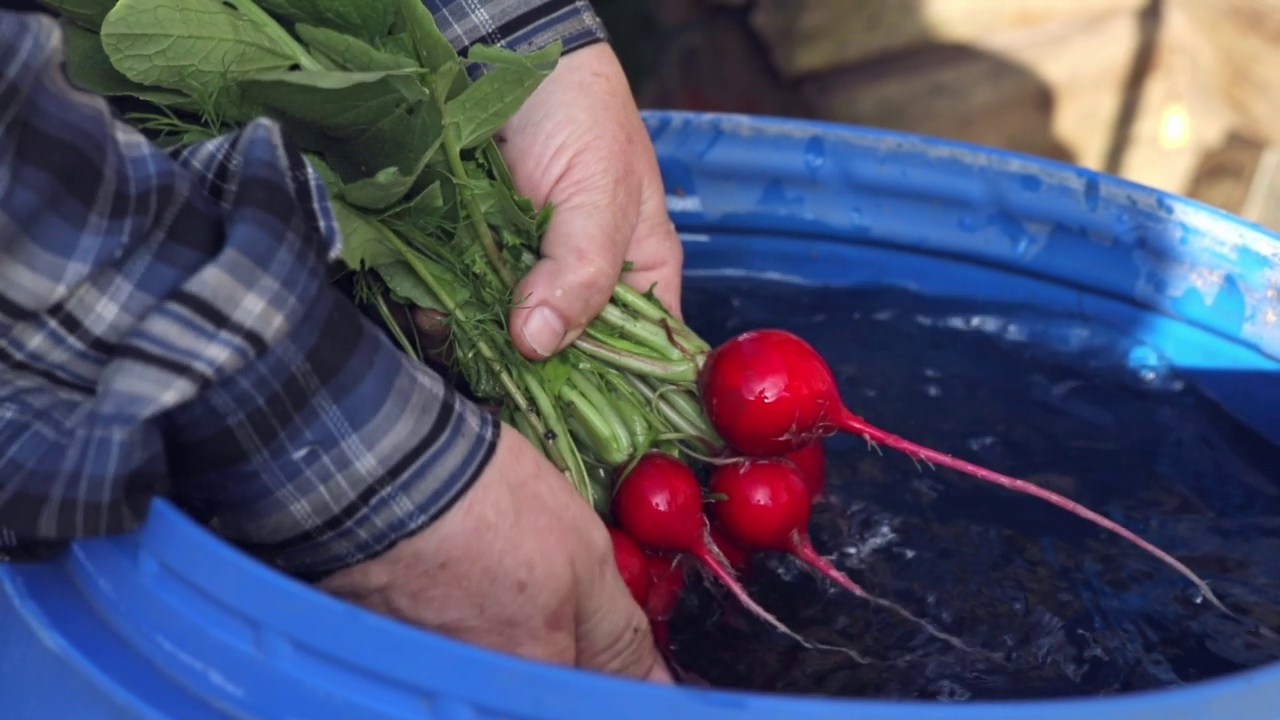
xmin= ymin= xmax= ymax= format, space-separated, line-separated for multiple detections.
xmin=0 ymin=3 xmax=605 ymax=580
xmin=424 ymin=0 xmax=609 ymax=56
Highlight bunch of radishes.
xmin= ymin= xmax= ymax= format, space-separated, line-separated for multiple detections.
xmin=606 ymin=329 xmax=1230 ymax=650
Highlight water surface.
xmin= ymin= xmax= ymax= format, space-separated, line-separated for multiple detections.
xmin=669 ymin=279 xmax=1280 ymax=701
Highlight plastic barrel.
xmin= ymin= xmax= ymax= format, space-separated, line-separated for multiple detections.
xmin=4 ymin=111 xmax=1280 ymax=720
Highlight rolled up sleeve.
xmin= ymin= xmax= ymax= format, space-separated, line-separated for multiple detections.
xmin=0 ymin=12 xmax=498 ymax=581
xmin=422 ymin=0 xmax=610 ymax=57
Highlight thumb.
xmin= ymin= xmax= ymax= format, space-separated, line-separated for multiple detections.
xmin=509 ymin=189 xmax=634 ymax=361
xmin=575 ymin=550 xmax=674 ymax=683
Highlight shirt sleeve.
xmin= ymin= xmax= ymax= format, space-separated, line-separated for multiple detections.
xmin=0 ymin=12 xmax=500 ymax=581
xmin=422 ymin=0 xmax=610 ymax=57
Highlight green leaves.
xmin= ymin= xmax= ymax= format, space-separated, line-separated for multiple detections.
xmin=446 ymin=42 xmax=561 ymax=149
xmin=343 ymin=166 xmax=421 ymax=210
xmin=40 ymin=0 xmax=117 ymax=31
xmin=332 ymin=200 xmax=399 ymax=270
xmin=237 ymin=68 xmax=444 ymax=207
xmin=59 ymin=20 xmax=196 ymax=108
xmin=237 ymin=69 xmax=416 ymax=136
xmin=294 ymin=24 xmax=416 ymax=71
xmin=38 ymin=0 xmax=708 ymax=495
xmin=254 ymin=0 xmax=394 ymax=44
xmin=377 ymin=261 xmax=446 ymax=312
xmin=99 ymin=0 xmax=320 ymax=118
xmin=394 ymin=0 xmax=458 ymax=73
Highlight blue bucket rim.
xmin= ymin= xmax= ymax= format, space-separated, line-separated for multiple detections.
xmin=640 ymin=108 xmax=1280 ymax=245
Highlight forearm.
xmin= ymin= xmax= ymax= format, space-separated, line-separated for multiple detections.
xmin=0 ymin=12 xmax=498 ymax=578
xmin=422 ymin=0 xmax=609 ymax=57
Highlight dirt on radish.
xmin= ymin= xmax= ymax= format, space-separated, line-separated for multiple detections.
xmin=660 ymin=279 xmax=1280 ymax=700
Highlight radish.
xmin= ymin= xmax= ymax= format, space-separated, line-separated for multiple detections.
xmin=645 ymin=553 xmax=686 ymax=648
xmin=611 ymin=452 xmax=784 ymax=628
xmin=708 ymin=526 xmax=752 ymax=575
xmin=644 ymin=552 xmax=687 ymax=621
xmin=708 ymin=458 xmax=979 ymax=652
xmin=698 ymin=328 xmax=1228 ymax=613
xmin=608 ymin=527 xmax=652 ymax=606
xmin=784 ymin=441 xmax=826 ymax=501
xmin=612 ymin=452 xmax=869 ymax=660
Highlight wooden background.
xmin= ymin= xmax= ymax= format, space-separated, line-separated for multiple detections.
xmin=594 ymin=0 xmax=1280 ymax=232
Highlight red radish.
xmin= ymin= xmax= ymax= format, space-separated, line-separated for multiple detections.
xmin=784 ymin=441 xmax=826 ymax=501
xmin=612 ymin=452 xmax=863 ymax=657
xmin=611 ymin=452 xmax=774 ymax=624
xmin=708 ymin=458 xmax=977 ymax=651
xmin=708 ymin=526 xmax=752 ymax=575
xmin=698 ymin=328 xmax=1227 ymax=613
xmin=644 ymin=552 xmax=687 ymax=621
xmin=608 ymin=527 xmax=652 ymax=606
xmin=645 ymin=553 xmax=686 ymax=648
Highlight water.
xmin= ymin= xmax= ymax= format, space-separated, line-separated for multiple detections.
xmin=668 ymin=278 xmax=1280 ymax=701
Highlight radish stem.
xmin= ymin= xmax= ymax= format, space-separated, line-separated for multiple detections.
xmin=693 ymin=533 xmax=872 ymax=664
xmin=443 ymin=129 xmax=516 ymax=288
xmin=575 ymin=337 xmax=698 ymax=382
xmin=835 ymin=408 xmax=1231 ymax=615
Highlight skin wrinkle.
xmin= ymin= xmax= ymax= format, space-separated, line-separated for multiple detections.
xmin=498 ymin=43 xmax=681 ymax=360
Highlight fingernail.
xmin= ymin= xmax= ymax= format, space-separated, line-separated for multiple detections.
xmin=522 ymin=305 xmax=566 ymax=358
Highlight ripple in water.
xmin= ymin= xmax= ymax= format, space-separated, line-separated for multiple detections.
xmin=668 ymin=280 xmax=1280 ymax=700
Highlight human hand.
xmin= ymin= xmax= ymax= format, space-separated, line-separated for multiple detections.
xmin=316 ymin=423 xmax=673 ymax=682
xmin=497 ymin=43 xmax=684 ymax=361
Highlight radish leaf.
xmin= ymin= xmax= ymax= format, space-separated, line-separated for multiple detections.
xmin=254 ymin=0 xmax=394 ymax=44
xmin=294 ymin=25 xmax=417 ymax=72
xmin=99 ymin=0 xmax=321 ymax=118
xmin=238 ymin=69 xmax=443 ymax=187
xmin=377 ymin=261 xmax=447 ymax=312
xmin=394 ymin=0 xmax=457 ymax=74
xmin=445 ymin=42 xmax=560 ymax=150
xmin=59 ymin=20 xmax=197 ymax=109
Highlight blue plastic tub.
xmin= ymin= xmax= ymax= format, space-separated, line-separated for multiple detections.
xmin=4 ymin=111 xmax=1280 ymax=719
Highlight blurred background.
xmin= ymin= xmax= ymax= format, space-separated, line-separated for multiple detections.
xmin=593 ymin=0 xmax=1280 ymax=232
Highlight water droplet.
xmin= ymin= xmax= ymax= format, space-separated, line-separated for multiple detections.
xmin=1083 ymin=175 xmax=1100 ymax=211
xmin=290 ymin=446 xmax=319 ymax=463
xmin=966 ymin=435 xmax=999 ymax=452
xmin=1125 ymin=344 xmax=1182 ymax=391
xmin=923 ymin=383 xmax=942 ymax=397
xmin=803 ymin=136 xmax=826 ymax=177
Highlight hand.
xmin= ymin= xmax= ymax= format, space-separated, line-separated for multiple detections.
xmin=316 ymin=423 xmax=673 ymax=682
xmin=497 ymin=43 xmax=684 ymax=360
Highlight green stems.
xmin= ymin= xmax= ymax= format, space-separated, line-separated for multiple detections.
xmin=444 ymin=129 xmax=516 ymax=288
xmin=574 ymin=337 xmax=698 ymax=383
xmin=367 ymin=211 xmax=583 ymax=487
xmin=521 ymin=367 xmax=594 ymax=502
xmin=610 ymin=283 xmax=710 ymax=355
